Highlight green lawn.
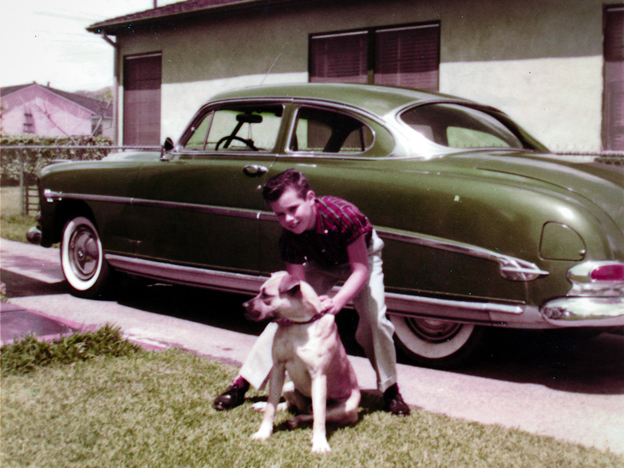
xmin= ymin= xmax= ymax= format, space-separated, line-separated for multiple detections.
xmin=1 ymin=186 xmax=36 ymax=242
xmin=2 ymin=347 xmax=621 ymax=468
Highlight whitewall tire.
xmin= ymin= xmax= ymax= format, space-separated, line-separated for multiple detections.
xmin=60 ymin=216 xmax=110 ymax=298
xmin=389 ymin=315 xmax=485 ymax=368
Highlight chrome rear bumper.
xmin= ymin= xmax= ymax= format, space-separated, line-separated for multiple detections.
xmin=541 ymin=297 xmax=624 ymax=327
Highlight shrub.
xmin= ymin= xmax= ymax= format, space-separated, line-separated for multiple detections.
xmin=1 ymin=324 xmax=144 ymax=375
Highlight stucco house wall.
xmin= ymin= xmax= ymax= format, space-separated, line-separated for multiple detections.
xmin=100 ymin=0 xmax=621 ymax=152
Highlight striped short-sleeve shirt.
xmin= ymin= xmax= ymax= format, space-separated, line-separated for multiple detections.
xmin=279 ymin=196 xmax=373 ymax=267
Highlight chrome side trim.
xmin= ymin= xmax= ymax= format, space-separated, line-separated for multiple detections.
xmin=541 ymin=297 xmax=624 ymax=327
xmin=105 ymin=254 xmax=267 ymax=294
xmin=258 ymin=215 xmax=549 ymax=282
xmin=43 ymin=190 xmax=260 ymax=219
xmin=385 ymin=292 xmax=525 ymax=315
xmin=104 ymin=254 xmax=529 ymax=325
xmin=376 ymin=229 xmax=549 ymax=282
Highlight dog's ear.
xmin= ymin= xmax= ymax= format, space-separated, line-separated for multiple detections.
xmin=278 ymin=274 xmax=301 ymax=296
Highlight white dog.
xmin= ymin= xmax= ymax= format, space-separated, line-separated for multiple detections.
xmin=244 ymin=271 xmax=360 ymax=454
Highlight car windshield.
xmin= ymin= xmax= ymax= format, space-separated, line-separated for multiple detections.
xmin=400 ymin=104 xmax=524 ymax=150
xmin=183 ymin=104 xmax=283 ymax=152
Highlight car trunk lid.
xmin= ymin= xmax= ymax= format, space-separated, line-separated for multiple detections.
xmin=470 ymin=152 xmax=624 ymax=233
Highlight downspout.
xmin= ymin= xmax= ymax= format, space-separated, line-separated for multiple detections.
xmin=101 ymin=33 xmax=120 ymax=145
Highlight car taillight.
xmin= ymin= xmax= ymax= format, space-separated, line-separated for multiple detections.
xmin=590 ymin=264 xmax=624 ymax=282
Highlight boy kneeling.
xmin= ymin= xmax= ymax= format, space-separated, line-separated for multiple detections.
xmin=213 ymin=169 xmax=409 ymax=416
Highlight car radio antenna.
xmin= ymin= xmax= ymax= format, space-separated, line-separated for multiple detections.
xmin=260 ymin=43 xmax=288 ymax=86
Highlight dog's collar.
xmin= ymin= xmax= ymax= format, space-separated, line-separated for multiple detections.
xmin=277 ymin=312 xmax=326 ymax=327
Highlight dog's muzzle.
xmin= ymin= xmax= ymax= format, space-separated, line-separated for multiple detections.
xmin=243 ymin=299 xmax=268 ymax=322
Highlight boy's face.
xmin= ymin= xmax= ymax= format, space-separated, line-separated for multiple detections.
xmin=269 ymin=187 xmax=317 ymax=234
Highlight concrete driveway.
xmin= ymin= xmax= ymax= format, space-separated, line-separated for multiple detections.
xmin=1 ymin=239 xmax=623 ymax=455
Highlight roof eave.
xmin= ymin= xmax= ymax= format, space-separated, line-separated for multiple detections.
xmin=86 ymin=0 xmax=297 ymax=35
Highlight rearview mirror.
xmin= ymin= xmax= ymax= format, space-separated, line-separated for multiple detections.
xmin=236 ymin=114 xmax=263 ymax=124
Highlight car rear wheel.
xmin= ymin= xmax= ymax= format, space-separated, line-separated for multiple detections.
xmin=389 ymin=315 xmax=485 ymax=369
xmin=61 ymin=216 xmax=110 ymax=298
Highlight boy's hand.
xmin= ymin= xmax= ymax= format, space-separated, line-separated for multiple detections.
xmin=320 ymin=296 xmax=341 ymax=315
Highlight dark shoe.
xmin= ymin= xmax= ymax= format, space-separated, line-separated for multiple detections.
xmin=384 ymin=391 xmax=411 ymax=416
xmin=213 ymin=384 xmax=247 ymax=411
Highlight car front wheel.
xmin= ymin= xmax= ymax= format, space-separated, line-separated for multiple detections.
xmin=61 ymin=216 xmax=110 ymax=298
xmin=389 ymin=315 xmax=485 ymax=369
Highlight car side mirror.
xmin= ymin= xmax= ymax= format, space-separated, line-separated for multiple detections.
xmin=161 ymin=137 xmax=175 ymax=161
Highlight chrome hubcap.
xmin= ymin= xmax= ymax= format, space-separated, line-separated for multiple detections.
xmin=69 ymin=226 xmax=99 ymax=280
xmin=405 ymin=318 xmax=463 ymax=343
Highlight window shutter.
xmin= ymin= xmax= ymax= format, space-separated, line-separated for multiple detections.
xmin=374 ymin=24 xmax=440 ymax=91
xmin=603 ymin=8 xmax=624 ymax=150
xmin=310 ymin=32 xmax=368 ymax=84
xmin=605 ymin=8 xmax=624 ymax=62
xmin=123 ymin=54 xmax=162 ymax=145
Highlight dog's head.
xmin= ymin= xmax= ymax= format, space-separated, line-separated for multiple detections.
xmin=243 ymin=271 xmax=323 ymax=323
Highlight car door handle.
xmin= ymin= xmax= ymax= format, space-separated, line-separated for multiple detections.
xmin=242 ymin=165 xmax=268 ymax=177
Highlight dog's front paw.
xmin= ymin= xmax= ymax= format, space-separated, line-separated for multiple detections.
xmin=251 ymin=427 xmax=272 ymax=441
xmin=311 ymin=436 xmax=331 ymax=454
xmin=251 ymin=402 xmax=268 ymax=412
xmin=251 ymin=402 xmax=289 ymax=412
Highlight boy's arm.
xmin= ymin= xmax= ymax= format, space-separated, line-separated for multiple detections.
xmin=322 ymin=236 xmax=370 ymax=315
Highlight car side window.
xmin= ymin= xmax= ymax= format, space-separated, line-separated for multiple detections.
xmin=289 ymin=106 xmax=373 ymax=154
xmin=183 ymin=104 xmax=283 ymax=152
xmin=400 ymin=104 xmax=523 ymax=149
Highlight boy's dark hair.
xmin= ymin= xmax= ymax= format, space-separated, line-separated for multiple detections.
xmin=262 ymin=169 xmax=310 ymax=202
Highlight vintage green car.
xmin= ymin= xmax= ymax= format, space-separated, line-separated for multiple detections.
xmin=28 ymin=83 xmax=624 ymax=367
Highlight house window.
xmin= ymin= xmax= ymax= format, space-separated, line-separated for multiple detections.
xmin=310 ymin=32 xmax=369 ymax=84
xmin=23 ymin=107 xmax=35 ymax=134
xmin=603 ymin=6 xmax=624 ymax=151
xmin=310 ymin=23 xmax=440 ymax=91
xmin=123 ymin=53 xmax=162 ymax=145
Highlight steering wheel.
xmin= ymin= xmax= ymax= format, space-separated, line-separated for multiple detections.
xmin=215 ymin=135 xmax=258 ymax=151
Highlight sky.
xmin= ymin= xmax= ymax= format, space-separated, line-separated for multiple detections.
xmin=0 ymin=0 xmax=179 ymax=92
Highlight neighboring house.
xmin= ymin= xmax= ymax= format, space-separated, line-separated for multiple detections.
xmin=0 ymin=82 xmax=113 ymax=138
xmin=87 ymin=0 xmax=624 ymax=152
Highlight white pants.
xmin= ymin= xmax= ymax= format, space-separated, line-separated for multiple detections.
xmin=239 ymin=230 xmax=398 ymax=393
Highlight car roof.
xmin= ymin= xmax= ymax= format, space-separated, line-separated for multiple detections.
xmin=209 ymin=83 xmax=472 ymax=117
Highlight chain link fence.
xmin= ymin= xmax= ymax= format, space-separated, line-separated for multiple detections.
xmin=1 ymin=145 xmax=622 ymax=216
xmin=1 ymin=146 xmax=160 ymax=215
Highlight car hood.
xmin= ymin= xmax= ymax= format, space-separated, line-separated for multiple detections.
xmin=466 ymin=151 xmax=624 ymax=231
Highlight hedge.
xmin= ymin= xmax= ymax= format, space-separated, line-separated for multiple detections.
xmin=1 ymin=134 xmax=113 ymax=186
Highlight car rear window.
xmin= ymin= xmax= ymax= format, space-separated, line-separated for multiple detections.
xmin=400 ymin=104 xmax=523 ymax=150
